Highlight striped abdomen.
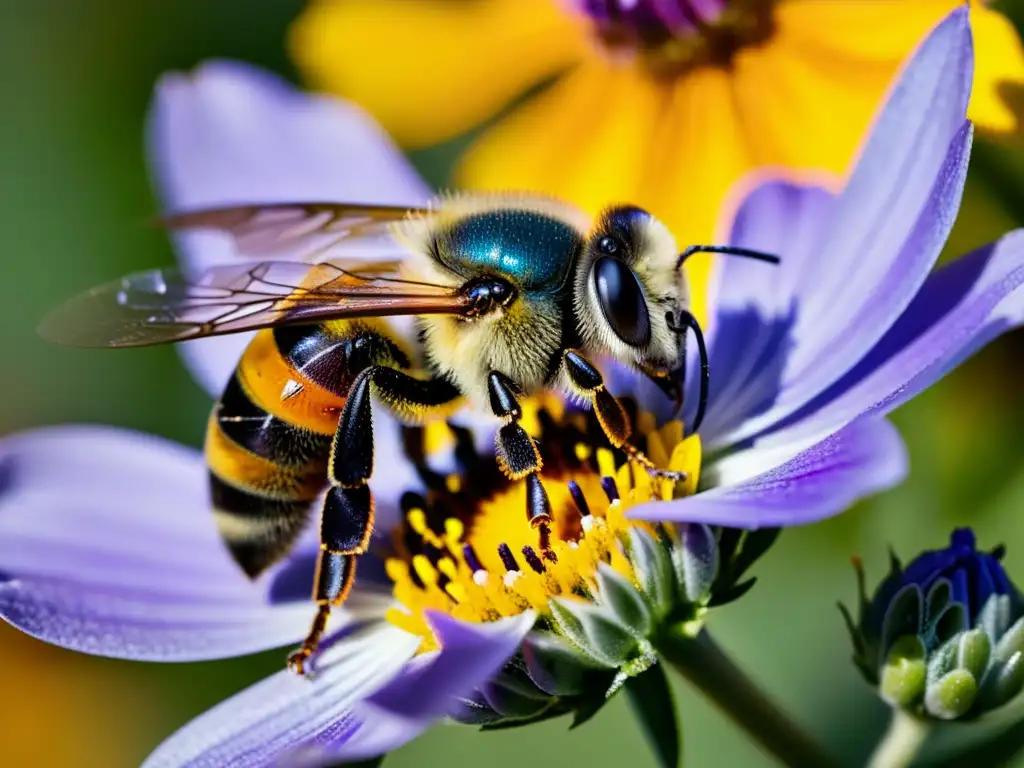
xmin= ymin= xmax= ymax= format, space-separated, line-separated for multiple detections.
xmin=205 ymin=320 xmax=409 ymax=577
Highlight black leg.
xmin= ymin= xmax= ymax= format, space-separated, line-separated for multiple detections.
xmin=487 ymin=372 xmax=555 ymax=556
xmin=287 ymin=366 xmax=460 ymax=675
xmin=562 ymin=350 xmax=687 ymax=481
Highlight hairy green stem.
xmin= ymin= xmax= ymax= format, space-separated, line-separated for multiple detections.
xmin=866 ymin=709 xmax=930 ymax=768
xmin=656 ymin=627 xmax=838 ymax=767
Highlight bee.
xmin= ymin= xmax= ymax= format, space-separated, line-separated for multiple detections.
xmin=40 ymin=193 xmax=778 ymax=673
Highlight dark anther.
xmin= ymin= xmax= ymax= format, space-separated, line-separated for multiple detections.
xmin=400 ymin=491 xmax=427 ymax=514
xmin=522 ymin=546 xmax=547 ymax=574
xmin=567 ymin=480 xmax=592 ymax=517
xmin=993 ymin=544 xmax=1007 ymax=560
xmin=498 ymin=542 xmax=520 ymax=572
xmin=601 ymin=476 xmax=620 ymax=503
xmin=462 ymin=278 xmax=516 ymax=317
xmin=462 ymin=542 xmax=485 ymax=573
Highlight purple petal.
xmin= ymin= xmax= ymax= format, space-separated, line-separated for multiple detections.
xmin=746 ymin=230 xmax=1024 ymax=452
xmin=714 ymin=9 xmax=973 ymax=445
xmin=0 ymin=426 xmax=346 ymax=660
xmin=147 ymin=60 xmax=431 ymax=396
xmin=367 ymin=611 xmax=535 ymax=720
xmin=699 ymin=180 xmax=835 ymax=442
xmin=142 ymin=623 xmax=420 ymax=768
xmin=631 ymin=417 xmax=906 ymax=528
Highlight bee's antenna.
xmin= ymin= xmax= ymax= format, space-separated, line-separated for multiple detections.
xmin=669 ymin=310 xmax=709 ymax=435
xmin=676 ymin=245 xmax=781 ymax=270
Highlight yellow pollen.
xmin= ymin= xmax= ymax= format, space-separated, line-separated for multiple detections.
xmin=385 ymin=411 xmax=702 ymax=652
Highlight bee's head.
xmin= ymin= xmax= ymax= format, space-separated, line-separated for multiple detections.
xmin=575 ymin=205 xmax=689 ymax=406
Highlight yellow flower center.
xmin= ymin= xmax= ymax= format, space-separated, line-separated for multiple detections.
xmin=385 ymin=398 xmax=702 ymax=651
xmin=579 ymin=0 xmax=777 ymax=77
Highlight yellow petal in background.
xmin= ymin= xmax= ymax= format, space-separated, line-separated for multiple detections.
xmin=290 ymin=0 xmax=586 ymax=148
xmin=634 ymin=66 xmax=755 ymax=325
xmin=969 ymin=2 xmax=1024 ymax=137
xmin=456 ymin=60 xmax=669 ymax=215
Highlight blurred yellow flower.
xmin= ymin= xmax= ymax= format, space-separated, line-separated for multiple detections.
xmin=291 ymin=0 xmax=1024 ymax=312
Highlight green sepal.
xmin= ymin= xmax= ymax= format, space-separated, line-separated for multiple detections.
xmin=678 ymin=523 xmax=718 ymax=603
xmin=927 ymin=636 xmax=959 ymax=685
xmin=924 ymin=669 xmax=978 ymax=720
xmin=479 ymin=678 xmax=554 ymax=720
xmin=522 ymin=630 xmax=609 ymax=696
xmin=980 ymin=650 xmax=1024 ymax=710
xmin=955 ymin=628 xmax=991 ymax=682
xmin=977 ymin=594 xmax=1014 ymax=643
xmin=478 ymin=704 xmax=564 ymax=731
xmin=728 ymin=528 xmax=780 ymax=582
xmin=596 ymin=563 xmax=653 ymax=637
xmin=707 ymin=577 xmax=756 ymax=608
xmin=549 ymin=598 xmax=639 ymax=667
xmin=933 ymin=602 xmax=968 ymax=644
xmin=880 ymin=584 xmax=922 ymax=663
xmin=880 ymin=635 xmax=927 ymax=708
xmin=993 ymin=617 xmax=1024 ymax=663
xmin=624 ymin=662 xmax=681 ymax=768
xmin=925 ymin=579 xmax=952 ymax=624
xmin=627 ymin=528 xmax=675 ymax=620
xmin=448 ymin=693 xmax=511 ymax=726
xmin=569 ymin=689 xmax=611 ymax=730
xmin=979 ymin=620 xmax=1024 ymax=712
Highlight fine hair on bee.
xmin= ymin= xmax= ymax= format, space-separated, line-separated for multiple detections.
xmin=39 ymin=192 xmax=780 ymax=674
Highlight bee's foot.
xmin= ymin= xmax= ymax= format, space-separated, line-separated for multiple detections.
xmin=286 ymin=647 xmax=315 ymax=677
xmin=645 ymin=465 xmax=688 ymax=482
xmin=624 ymin=445 xmax=687 ymax=482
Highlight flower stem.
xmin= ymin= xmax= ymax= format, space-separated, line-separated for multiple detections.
xmin=866 ymin=709 xmax=930 ymax=768
xmin=656 ymin=627 xmax=837 ymax=767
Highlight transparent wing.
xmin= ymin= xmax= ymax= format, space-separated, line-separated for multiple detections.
xmin=160 ymin=202 xmax=428 ymax=263
xmin=39 ymin=260 xmax=469 ymax=348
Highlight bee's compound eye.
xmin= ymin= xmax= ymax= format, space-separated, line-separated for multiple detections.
xmin=593 ymin=257 xmax=651 ymax=347
xmin=598 ymin=236 xmax=620 ymax=255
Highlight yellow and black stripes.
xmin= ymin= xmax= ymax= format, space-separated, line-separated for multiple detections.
xmin=204 ymin=320 xmax=410 ymax=579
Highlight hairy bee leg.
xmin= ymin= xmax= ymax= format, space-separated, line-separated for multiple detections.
xmin=562 ymin=350 xmax=688 ymax=482
xmin=288 ymin=367 xmax=460 ymax=676
xmin=486 ymin=372 xmax=555 ymax=557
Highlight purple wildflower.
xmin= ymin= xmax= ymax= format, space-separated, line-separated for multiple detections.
xmin=1 ymin=7 xmax=1023 ymax=766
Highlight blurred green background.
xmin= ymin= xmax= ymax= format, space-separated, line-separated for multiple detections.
xmin=4 ymin=1 xmax=1024 ymax=766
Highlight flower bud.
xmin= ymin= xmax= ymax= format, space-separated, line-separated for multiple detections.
xmin=841 ymin=529 xmax=1024 ymax=721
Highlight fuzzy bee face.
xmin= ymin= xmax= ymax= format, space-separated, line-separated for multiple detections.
xmin=574 ymin=205 xmax=689 ymax=392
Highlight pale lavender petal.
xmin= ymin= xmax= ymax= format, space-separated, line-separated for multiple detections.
xmin=717 ymin=9 xmax=973 ymax=445
xmin=367 ymin=611 xmax=535 ymax=719
xmin=0 ymin=426 xmax=318 ymax=660
xmin=142 ymin=623 xmax=420 ymax=768
xmin=738 ymin=231 xmax=1024 ymax=458
xmin=698 ymin=180 xmax=835 ymax=442
xmin=148 ymin=60 xmax=431 ymax=396
xmin=632 ymin=418 xmax=906 ymax=528
xmin=325 ymin=611 xmax=536 ymax=762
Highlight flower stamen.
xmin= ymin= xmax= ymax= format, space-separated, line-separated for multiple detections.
xmin=383 ymin=399 xmax=704 ymax=652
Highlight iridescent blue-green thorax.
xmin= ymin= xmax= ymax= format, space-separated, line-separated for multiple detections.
xmin=437 ymin=210 xmax=581 ymax=291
